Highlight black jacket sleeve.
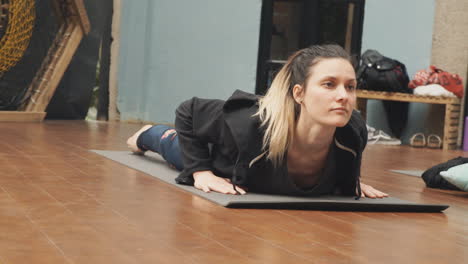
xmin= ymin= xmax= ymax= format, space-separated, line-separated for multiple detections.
xmin=174 ymin=97 xmax=226 ymax=178
xmin=336 ymin=110 xmax=368 ymax=196
xmin=351 ymin=110 xmax=368 ymax=177
xmin=357 ymin=111 xmax=368 ymax=163
xmin=354 ymin=111 xmax=368 ymax=197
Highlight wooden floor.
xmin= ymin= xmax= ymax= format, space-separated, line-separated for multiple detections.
xmin=1 ymin=121 xmax=468 ymax=264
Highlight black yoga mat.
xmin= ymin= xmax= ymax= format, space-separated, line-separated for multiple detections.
xmin=91 ymin=150 xmax=449 ymax=212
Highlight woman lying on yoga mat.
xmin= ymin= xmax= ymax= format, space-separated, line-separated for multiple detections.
xmin=127 ymin=44 xmax=388 ymax=199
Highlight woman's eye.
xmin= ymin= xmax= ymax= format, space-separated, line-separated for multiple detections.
xmin=347 ymin=84 xmax=356 ymax=90
xmin=322 ymin=82 xmax=334 ymax=88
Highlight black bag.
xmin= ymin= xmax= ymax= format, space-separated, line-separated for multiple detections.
xmin=357 ymin=49 xmax=411 ymax=93
xmin=422 ymin=157 xmax=468 ymax=191
xmin=356 ymin=50 xmax=411 ymax=138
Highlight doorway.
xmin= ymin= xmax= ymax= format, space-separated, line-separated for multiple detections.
xmin=255 ymin=0 xmax=365 ymax=95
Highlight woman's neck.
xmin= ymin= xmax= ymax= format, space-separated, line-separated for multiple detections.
xmin=290 ymin=117 xmax=336 ymax=154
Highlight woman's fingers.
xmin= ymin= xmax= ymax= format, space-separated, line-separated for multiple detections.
xmin=374 ymin=189 xmax=389 ymax=198
xmin=363 ymin=188 xmax=377 ymax=198
xmin=209 ymin=183 xmax=237 ymax=194
xmin=210 ymin=182 xmax=247 ymax=195
xmin=194 ymin=181 xmax=212 ymax=193
xmin=363 ymin=184 xmax=377 ymax=198
xmin=193 ymin=172 xmax=247 ymax=195
xmin=360 ymin=183 xmax=389 ymax=198
xmin=234 ymin=186 xmax=247 ymax=195
xmin=200 ymin=185 xmax=211 ymax=193
xmin=368 ymin=186 xmax=388 ymax=198
xmin=223 ymin=184 xmax=247 ymax=195
xmin=223 ymin=178 xmax=247 ymax=194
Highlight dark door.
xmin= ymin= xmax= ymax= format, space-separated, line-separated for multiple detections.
xmin=255 ymin=0 xmax=365 ymax=95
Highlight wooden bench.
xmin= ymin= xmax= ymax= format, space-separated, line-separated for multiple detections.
xmin=356 ymin=90 xmax=461 ymax=150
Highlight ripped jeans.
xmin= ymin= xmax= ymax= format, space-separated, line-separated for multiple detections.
xmin=136 ymin=125 xmax=184 ymax=170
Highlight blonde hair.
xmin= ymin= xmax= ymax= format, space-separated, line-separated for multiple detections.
xmin=254 ymin=44 xmax=352 ymax=167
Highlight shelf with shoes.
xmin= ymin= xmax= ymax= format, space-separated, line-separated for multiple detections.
xmin=355 ymin=90 xmax=461 ymax=150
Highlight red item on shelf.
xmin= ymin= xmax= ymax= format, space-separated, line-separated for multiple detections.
xmin=409 ymin=65 xmax=464 ymax=98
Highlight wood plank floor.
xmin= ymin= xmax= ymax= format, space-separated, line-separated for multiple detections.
xmin=1 ymin=120 xmax=467 ymax=264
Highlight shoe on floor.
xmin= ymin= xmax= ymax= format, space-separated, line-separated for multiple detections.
xmin=367 ymin=125 xmax=401 ymax=145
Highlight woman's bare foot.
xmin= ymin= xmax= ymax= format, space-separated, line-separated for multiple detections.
xmin=127 ymin=125 xmax=153 ymax=154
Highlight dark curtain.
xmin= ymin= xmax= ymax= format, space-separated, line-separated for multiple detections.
xmin=46 ymin=0 xmax=113 ymax=119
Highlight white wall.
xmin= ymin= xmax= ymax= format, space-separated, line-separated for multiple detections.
xmin=361 ymin=0 xmax=436 ymax=142
xmin=117 ymin=0 xmax=262 ymax=123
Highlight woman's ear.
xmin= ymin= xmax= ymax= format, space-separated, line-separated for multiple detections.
xmin=292 ymin=84 xmax=304 ymax=104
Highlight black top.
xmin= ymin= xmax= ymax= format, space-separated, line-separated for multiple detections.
xmin=286 ymin=144 xmax=338 ymax=196
xmin=174 ymin=90 xmax=368 ymax=196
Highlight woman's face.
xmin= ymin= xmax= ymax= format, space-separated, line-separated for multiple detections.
xmin=293 ymin=58 xmax=357 ymax=127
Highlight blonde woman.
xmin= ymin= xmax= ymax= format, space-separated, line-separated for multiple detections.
xmin=127 ymin=44 xmax=388 ymax=199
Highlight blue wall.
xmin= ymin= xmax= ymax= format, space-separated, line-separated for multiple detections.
xmin=117 ymin=0 xmax=262 ymax=123
xmin=361 ymin=0 xmax=436 ymax=142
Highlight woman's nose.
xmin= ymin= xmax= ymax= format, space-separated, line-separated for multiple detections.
xmin=336 ymin=85 xmax=349 ymax=101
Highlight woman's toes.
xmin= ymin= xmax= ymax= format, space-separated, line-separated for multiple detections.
xmin=127 ymin=125 xmax=153 ymax=154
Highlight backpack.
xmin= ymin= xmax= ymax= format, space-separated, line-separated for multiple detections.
xmin=357 ymin=50 xmax=411 ymax=93
xmin=356 ymin=50 xmax=411 ymax=139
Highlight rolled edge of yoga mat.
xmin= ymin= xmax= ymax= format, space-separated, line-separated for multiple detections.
xmin=226 ymin=199 xmax=449 ymax=212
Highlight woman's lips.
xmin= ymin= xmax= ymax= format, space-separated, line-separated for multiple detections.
xmin=331 ymin=107 xmax=348 ymax=113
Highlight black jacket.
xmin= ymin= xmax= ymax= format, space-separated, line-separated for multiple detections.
xmin=174 ymin=90 xmax=367 ymax=196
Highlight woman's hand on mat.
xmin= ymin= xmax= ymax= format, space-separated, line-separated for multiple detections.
xmin=193 ymin=170 xmax=247 ymax=195
xmin=360 ymin=183 xmax=388 ymax=198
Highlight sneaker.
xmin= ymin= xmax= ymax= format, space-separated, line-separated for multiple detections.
xmin=367 ymin=125 xmax=401 ymax=145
